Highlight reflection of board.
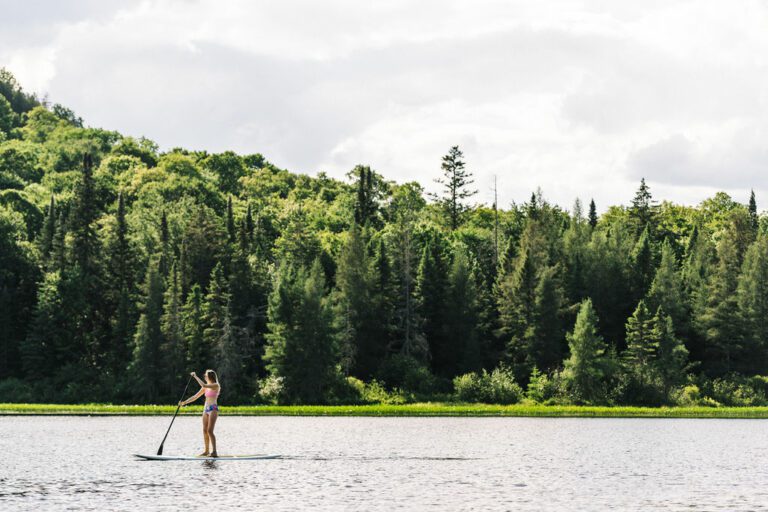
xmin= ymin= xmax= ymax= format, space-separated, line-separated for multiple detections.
xmin=134 ymin=453 xmax=281 ymax=461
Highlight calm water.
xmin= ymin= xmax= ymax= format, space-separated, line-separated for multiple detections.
xmin=3 ymin=416 xmax=768 ymax=510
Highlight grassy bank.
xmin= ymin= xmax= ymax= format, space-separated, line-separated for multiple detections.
xmin=3 ymin=403 xmax=768 ymax=418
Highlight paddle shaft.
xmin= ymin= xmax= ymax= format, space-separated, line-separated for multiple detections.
xmin=157 ymin=374 xmax=194 ymax=455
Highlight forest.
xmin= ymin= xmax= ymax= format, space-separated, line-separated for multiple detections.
xmin=2 ymin=68 xmax=768 ymax=407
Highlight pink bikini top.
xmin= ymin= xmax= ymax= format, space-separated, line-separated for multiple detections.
xmin=205 ymin=388 xmax=220 ymax=398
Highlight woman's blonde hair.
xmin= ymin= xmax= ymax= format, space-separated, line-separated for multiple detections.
xmin=205 ymin=369 xmax=218 ymax=383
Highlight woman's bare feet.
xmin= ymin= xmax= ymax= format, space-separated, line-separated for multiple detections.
xmin=210 ymin=451 xmax=218 ymax=458
xmin=198 ymin=452 xmax=210 ymax=457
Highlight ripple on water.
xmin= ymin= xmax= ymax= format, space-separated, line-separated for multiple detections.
xmin=3 ymin=416 xmax=768 ymax=511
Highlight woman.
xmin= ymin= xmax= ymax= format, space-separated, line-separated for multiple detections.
xmin=179 ymin=369 xmax=221 ymax=457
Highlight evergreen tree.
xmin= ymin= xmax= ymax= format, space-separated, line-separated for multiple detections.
xmin=265 ymin=260 xmax=338 ymax=404
xmin=629 ymin=178 xmax=656 ymax=232
xmin=69 ymin=153 xmax=106 ymax=370
xmin=736 ymin=235 xmax=768 ymax=373
xmin=444 ymin=248 xmax=481 ymax=375
xmin=215 ymin=298 xmax=243 ymax=399
xmin=106 ymin=192 xmax=136 ymax=373
xmin=203 ymin=262 xmax=231 ymax=355
xmin=129 ymin=260 xmax=165 ymax=402
xmin=335 ymin=224 xmax=384 ymax=379
xmin=415 ymin=237 xmax=451 ymax=375
xmin=624 ymin=301 xmax=656 ymax=368
xmin=698 ymin=219 xmax=746 ymax=375
xmin=630 ymin=225 xmax=654 ymax=301
xmin=653 ymin=308 xmax=688 ymax=398
xmin=161 ymin=263 xmax=186 ymax=396
xmin=70 ymin=154 xmax=99 ymax=273
xmin=646 ymin=240 xmax=686 ymax=335
xmin=563 ymin=299 xmax=612 ymax=404
xmin=183 ymin=284 xmax=206 ymax=371
xmin=430 ymin=146 xmax=476 ymax=230
xmin=21 ymin=272 xmax=66 ymax=379
xmin=588 ymin=199 xmax=598 ymax=229
xmin=530 ymin=265 xmax=563 ymax=373
xmin=372 ymin=236 xmax=397 ymax=350
xmin=497 ymin=243 xmax=537 ymax=377
xmin=353 ymin=165 xmax=378 ymax=227
xmin=749 ymin=190 xmax=758 ymax=237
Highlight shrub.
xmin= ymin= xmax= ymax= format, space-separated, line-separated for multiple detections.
xmin=377 ymin=354 xmax=439 ymax=396
xmin=256 ymin=375 xmax=285 ymax=405
xmin=453 ymin=366 xmax=523 ymax=404
xmin=526 ymin=367 xmax=566 ymax=404
xmin=0 ymin=378 xmax=35 ymax=403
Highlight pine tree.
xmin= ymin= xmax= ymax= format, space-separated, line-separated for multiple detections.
xmin=71 ymin=154 xmax=99 ymax=273
xmin=183 ymin=284 xmax=206 ymax=371
xmin=563 ymin=299 xmax=612 ymax=404
xmin=629 ymin=178 xmax=656 ymax=232
xmin=736 ymin=235 xmax=768 ymax=373
xmin=215 ymin=298 xmax=243 ymax=398
xmin=372 ymin=236 xmax=397 ymax=350
xmin=653 ymin=308 xmax=688 ymax=398
xmin=430 ymin=146 xmax=476 ymax=230
xmin=265 ymin=259 xmax=338 ymax=404
xmin=530 ymin=265 xmax=563 ymax=373
xmin=203 ymin=262 xmax=231 ymax=357
xmin=631 ymin=225 xmax=654 ymax=302
xmin=106 ymin=191 xmax=136 ymax=372
xmin=588 ymin=199 xmax=598 ymax=229
xmin=749 ymin=190 xmax=758 ymax=237
xmin=646 ymin=240 xmax=686 ymax=335
xmin=353 ymin=165 xmax=378 ymax=227
xmin=698 ymin=220 xmax=745 ymax=375
xmin=129 ymin=260 xmax=165 ymax=402
xmin=69 ymin=153 xmax=106 ymax=370
xmin=335 ymin=224 xmax=384 ymax=379
xmin=624 ymin=301 xmax=656 ymax=368
xmin=415 ymin=238 xmax=450 ymax=375
xmin=21 ymin=272 xmax=66 ymax=379
xmin=444 ymin=248 xmax=481 ymax=375
xmin=161 ymin=263 xmax=186 ymax=397
xmin=497 ymin=243 xmax=537 ymax=376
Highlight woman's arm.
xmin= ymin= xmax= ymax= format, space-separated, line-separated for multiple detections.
xmin=179 ymin=387 xmax=205 ymax=406
xmin=191 ymin=371 xmax=220 ymax=389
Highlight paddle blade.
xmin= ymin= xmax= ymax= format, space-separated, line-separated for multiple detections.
xmin=157 ymin=443 xmax=164 ymax=456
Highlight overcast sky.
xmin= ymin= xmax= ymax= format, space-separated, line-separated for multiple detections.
xmin=2 ymin=0 xmax=766 ymax=210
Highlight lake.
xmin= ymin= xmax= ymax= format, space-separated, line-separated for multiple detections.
xmin=2 ymin=416 xmax=768 ymax=510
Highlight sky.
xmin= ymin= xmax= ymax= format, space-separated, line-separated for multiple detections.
xmin=1 ymin=0 xmax=767 ymax=211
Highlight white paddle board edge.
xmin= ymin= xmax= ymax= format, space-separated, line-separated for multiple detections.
xmin=134 ymin=454 xmax=281 ymax=461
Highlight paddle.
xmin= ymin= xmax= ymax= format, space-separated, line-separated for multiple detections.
xmin=157 ymin=374 xmax=193 ymax=456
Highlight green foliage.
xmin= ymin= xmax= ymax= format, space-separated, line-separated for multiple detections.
xmin=453 ymin=366 xmax=524 ymax=404
xmin=5 ymin=70 xmax=768 ymax=406
xmin=562 ymin=299 xmax=615 ymax=404
xmin=265 ymin=259 xmax=339 ymax=404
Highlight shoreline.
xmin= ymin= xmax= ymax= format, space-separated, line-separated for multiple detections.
xmin=2 ymin=403 xmax=768 ymax=418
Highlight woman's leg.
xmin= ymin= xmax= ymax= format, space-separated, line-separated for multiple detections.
xmin=206 ymin=410 xmax=218 ymax=456
xmin=200 ymin=412 xmax=210 ymax=456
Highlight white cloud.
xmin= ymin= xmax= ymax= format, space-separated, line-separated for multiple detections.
xmin=3 ymin=0 xmax=768 ymax=211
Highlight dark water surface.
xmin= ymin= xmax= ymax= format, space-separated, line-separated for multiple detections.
xmin=3 ymin=416 xmax=768 ymax=510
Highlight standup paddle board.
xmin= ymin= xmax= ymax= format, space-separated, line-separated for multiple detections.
xmin=134 ymin=454 xmax=280 ymax=461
